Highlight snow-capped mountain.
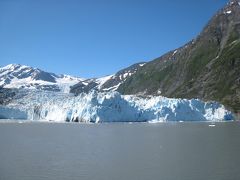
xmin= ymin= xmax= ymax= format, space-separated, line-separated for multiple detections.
xmin=117 ymin=0 xmax=240 ymax=114
xmin=0 ymin=1 xmax=239 ymax=122
xmin=0 ymin=90 xmax=233 ymax=122
xmin=0 ymin=63 xmax=235 ymax=122
xmin=0 ymin=64 xmax=83 ymax=93
xmin=0 ymin=63 xmax=145 ymax=94
xmin=70 ymin=62 xmax=145 ymax=94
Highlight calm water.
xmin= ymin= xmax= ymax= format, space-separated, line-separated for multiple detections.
xmin=0 ymin=122 xmax=240 ymax=180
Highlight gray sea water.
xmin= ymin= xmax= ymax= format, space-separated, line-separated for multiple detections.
xmin=0 ymin=121 xmax=240 ymax=180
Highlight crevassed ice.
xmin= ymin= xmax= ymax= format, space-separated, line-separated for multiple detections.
xmin=0 ymin=90 xmax=234 ymax=122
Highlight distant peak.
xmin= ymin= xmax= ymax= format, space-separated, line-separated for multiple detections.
xmin=228 ymin=0 xmax=240 ymax=6
xmin=220 ymin=0 xmax=240 ymax=15
xmin=7 ymin=63 xmax=20 ymax=67
xmin=2 ymin=64 xmax=21 ymax=70
xmin=1 ymin=64 xmax=32 ymax=70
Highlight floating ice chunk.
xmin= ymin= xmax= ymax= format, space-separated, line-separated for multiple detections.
xmin=209 ymin=124 xmax=216 ymax=127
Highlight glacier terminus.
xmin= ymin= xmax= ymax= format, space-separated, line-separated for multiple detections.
xmin=0 ymin=64 xmax=234 ymax=122
xmin=0 ymin=89 xmax=233 ymax=122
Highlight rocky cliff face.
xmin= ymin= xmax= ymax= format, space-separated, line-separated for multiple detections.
xmin=118 ymin=0 xmax=240 ymax=113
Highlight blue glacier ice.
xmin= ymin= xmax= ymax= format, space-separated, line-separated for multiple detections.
xmin=0 ymin=90 xmax=234 ymax=122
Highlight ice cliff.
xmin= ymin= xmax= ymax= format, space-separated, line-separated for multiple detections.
xmin=0 ymin=90 xmax=233 ymax=122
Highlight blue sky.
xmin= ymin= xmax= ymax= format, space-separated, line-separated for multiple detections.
xmin=0 ymin=0 xmax=227 ymax=78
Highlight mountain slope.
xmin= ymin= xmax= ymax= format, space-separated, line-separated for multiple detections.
xmin=70 ymin=62 xmax=145 ymax=94
xmin=0 ymin=0 xmax=239 ymax=119
xmin=0 ymin=62 xmax=146 ymax=95
xmin=0 ymin=64 xmax=82 ymax=93
xmin=118 ymin=0 xmax=240 ymax=114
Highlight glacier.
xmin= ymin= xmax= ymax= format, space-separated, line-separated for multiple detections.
xmin=0 ymin=90 xmax=234 ymax=122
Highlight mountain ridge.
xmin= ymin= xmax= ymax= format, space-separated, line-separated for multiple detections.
xmin=117 ymin=0 xmax=240 ymax=114
xmin=0 ymin=0 xmax=239 ymax=116
xmin=0 ymin=62 xmax=146 ymax=94
xmin=0 ymin=64 xmax=82 ymax=93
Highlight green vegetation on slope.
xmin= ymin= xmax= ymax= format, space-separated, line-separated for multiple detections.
xmin=118 ymin=2 xmax=240 ymax=115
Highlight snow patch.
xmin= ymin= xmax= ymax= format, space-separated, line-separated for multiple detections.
xmin=139 ymin=63 xmax=146 ymax=67
xmin=96 ymin=75 xmax=113 ymax=89
xmin=82 ymin=82 xmax=89 ymax=86
xmin=172 ymin=50 xmax=178 ymax=56
xmin=224 ymin=10 xmax=232 ymax=15
xmin=102 ymin=83 xmax=121 ymax=91
xmin=123 ymin=73 xmax=129 ymax=79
